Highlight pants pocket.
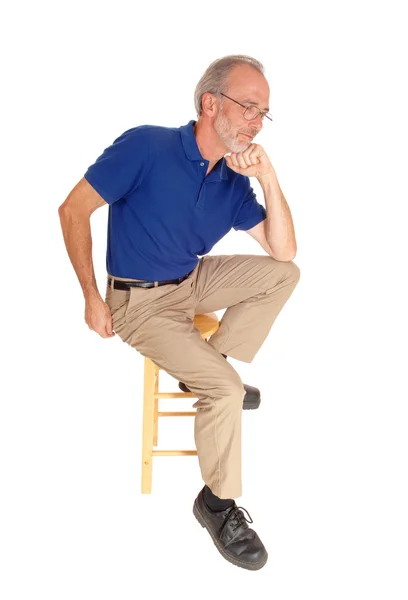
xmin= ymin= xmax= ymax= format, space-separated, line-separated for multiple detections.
xmin=105 ymin=286 xmax=130 ymax=320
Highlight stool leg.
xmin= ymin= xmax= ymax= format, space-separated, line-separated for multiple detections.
xmin=141 ymin=357 xmax=156 ymax=494
xmin=153 ymin=379 xmax=159 ymax=447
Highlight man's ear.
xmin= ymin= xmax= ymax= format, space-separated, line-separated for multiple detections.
xmin=202 ymin=92 xmax=218 ymax=117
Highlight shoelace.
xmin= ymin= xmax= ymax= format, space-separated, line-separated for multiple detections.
xmin=221 ymin=505 xmax=254 ymax=534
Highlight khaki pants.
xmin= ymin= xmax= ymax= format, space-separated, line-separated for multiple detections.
xmin=105 ymin=254 xmax=300 ymax=499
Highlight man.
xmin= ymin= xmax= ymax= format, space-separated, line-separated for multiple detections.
xmin=58 ymin=54 xmax=300 ymax=571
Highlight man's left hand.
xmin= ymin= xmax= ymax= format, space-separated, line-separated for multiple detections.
xmin=225 ymin=143 xmax=275 ymax=179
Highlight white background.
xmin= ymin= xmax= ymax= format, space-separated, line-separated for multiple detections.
xmin=1 ymin=0 xmax=407 ymax=598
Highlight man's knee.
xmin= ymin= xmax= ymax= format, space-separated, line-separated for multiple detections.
xmin=224 ymin=371 xmax=246 ymax=405
xmin=192 ymin=363 xmax=245 ymax=409
xmin=272 ymin=256 xmax=300 ymax=282
xmin=264 ymin=256 xmax=300 ymax=288
xmin=204 ymin=364 xmax=245 ymax=401
xmin=287 ymin=260 xmax=301 ymax=284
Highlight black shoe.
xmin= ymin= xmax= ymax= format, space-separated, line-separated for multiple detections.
xmin=178 ymin=381 xmax=261 ymax=410
xmin=193 ymin=486 xmax=268 ymax=571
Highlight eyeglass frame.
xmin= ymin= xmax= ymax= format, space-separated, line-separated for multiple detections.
xmin=219 ymin=92 xmax=273 ymax=122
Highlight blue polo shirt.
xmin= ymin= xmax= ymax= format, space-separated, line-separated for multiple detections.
xmin=84 ymin=119 xmax=266 ymax=280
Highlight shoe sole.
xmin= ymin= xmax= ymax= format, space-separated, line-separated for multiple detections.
xmin=178 ymin=383 xmax=261 ymax=410
xmin=193 ymin=501 xmax=268 ymax=571
xmin=244 ymin=400 xmax=261 ymax=410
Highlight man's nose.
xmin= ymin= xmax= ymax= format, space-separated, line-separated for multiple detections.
xmin=251 ymin=113 xmax=264 ymax=130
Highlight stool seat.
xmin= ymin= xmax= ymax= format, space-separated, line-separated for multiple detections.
xmin=192 ymin=313 xmax=220 ymax=337
xmin=141 ymin=312 xmax=220 ymax=493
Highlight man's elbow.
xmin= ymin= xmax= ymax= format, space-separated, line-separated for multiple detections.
xmin=270 ymin=247 xmax=297 ymax=262
xmin=58 ymin=198 xmax=72 ymax=215
xmin=274 ymin=255 xmax=297 ymax=262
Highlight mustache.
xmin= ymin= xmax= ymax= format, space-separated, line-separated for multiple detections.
xmin=240 ymin=130 xmax=259 ymax=137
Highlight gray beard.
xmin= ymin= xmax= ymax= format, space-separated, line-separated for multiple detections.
xmin=214 ymin=111 xmax=250 ymax=154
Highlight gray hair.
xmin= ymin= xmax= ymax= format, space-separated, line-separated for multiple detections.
xmin=194 ymin=55 xmax=265 ymax=118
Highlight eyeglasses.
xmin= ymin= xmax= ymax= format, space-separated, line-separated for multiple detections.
xmin=219 ymin=92 xmax=273 ymax=122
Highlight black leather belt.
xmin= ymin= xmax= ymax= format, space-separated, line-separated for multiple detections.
xmin=107 ymin=269 xmax=194 ymax=290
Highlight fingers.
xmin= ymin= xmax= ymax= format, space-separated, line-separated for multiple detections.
xmin=228 ymin=152 xmax=247 ymax=169
xmin=85 ymin=317 xmax=115 ymax=338
xmin=91 ymin=324 xmax=113 ymax=338
xmin=236 ymin=153 xmax=248 ymax=169
xmin=105 ymin=318 xmax=115 ymax=337
xmin=94 ymin=325 xmax=114 ymax=338
xmin=229 ymin=144 xmax=259 ymax=169
xmin=224 ymin=155 xmax=233 ymax=168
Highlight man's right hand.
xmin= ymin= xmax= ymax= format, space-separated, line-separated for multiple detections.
xmin=85 ymin=295 xmax=116 ymax=338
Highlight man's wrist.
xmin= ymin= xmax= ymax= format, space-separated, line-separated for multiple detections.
xmin=256 ymin=171 xmax=277 ymax=190
xmin=83 ymin=285 xmax=102 ymax=302
xmin=256 ymin=169 xmax=276 ymax=183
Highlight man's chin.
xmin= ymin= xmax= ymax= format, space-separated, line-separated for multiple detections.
xmin=228 ymin=139 xmax=250 ymax=153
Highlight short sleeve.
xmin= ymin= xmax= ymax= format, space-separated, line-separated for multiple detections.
xmin=83 ymin=127 xmax=150 ymax=204
xmin=233 ymin=178 xmax=267 ymax=231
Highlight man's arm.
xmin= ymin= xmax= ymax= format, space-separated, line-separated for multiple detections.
xmin=245 ymin=219 xmax=281 ymax=260
xmin=58 ymin=177 xmax=115 ymax=338
xmin=225 ymin=144 xmax=297 ymax=261
xmin=254 ymin=172 xmax=297 ymax=261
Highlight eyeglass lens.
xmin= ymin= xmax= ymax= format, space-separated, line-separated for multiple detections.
xmin=244 ymin=106 xmax=264 ymax=120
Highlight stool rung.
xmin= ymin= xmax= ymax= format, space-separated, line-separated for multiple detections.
xmin=155 ymin=392 xmax=195 ymax=398
xmin=158 ymin=411 xmax=196 ymax=417
xmin=152 ymin=450 xmax=198 ymax=456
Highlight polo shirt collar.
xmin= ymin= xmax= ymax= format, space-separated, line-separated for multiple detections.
xmin=180 ymin=120 xmax=228 ymax=181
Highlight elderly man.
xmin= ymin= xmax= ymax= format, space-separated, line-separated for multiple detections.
xmin=58 ymin=54 xmax=300 ymax=571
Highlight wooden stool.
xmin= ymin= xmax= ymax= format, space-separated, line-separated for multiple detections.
xmin=141 ymin=312 xmax=220 ymax=494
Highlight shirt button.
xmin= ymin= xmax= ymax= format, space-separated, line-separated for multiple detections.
xmin=200 ymin=162 xmax=205 ymax=166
